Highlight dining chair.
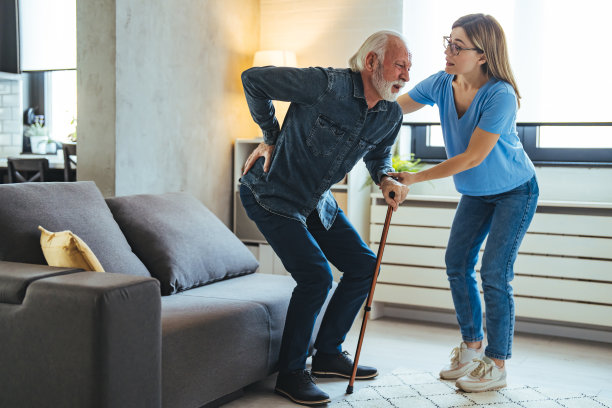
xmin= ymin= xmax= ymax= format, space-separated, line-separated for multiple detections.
xmin=62 ymin=143 xmax=77 ymax=182
xmin=7 ymin=158 xmax=50 ymax=183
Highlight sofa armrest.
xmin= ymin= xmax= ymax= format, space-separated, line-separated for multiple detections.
xmin=0 ymin=263 xmax=162 ymax=408
xmin=0 ymin=260 xmax=83 ymax=304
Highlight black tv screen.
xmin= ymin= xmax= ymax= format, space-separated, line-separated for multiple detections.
xmin=0 ymin=0 xmax=20 ymax=74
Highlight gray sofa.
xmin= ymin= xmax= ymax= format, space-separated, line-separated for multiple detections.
xmin=0 ymin=181 xmax=331 ymax=408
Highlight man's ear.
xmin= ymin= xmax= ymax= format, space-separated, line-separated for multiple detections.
xmin=365 ymin=52 xmax=378 ymax=72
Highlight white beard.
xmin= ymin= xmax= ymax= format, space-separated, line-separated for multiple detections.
xmin=373 ymin=63 xmax=405 ymax=102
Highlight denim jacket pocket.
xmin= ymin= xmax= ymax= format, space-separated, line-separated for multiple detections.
xmin=358 ymin=137 xmax=376 ymax=152
xmin=306 ymin=114 xmax=346 ymax=157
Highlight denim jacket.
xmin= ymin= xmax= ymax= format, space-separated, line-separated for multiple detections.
xmin=240 ymin=66 xmax=402 ymax=230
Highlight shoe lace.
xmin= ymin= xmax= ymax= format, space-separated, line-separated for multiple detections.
xmin=339 ymin=350 xmax=354 ymax=363
xmin=469 ymin=358 xmax=493 ymax=378
xmin=449 ymin=346 xmax=461 ymax=365
xmin=298 ymin=370 xmax=318 ymax=384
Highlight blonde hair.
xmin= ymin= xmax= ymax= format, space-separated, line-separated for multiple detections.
xmin=453 ymin=14 xmax=521 ymax=107
xmin=349 ymin=30 xmax=408 ymax=72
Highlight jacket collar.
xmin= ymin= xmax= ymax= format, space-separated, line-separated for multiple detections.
xmin=350 ymin=70 xmax=388 ymax=112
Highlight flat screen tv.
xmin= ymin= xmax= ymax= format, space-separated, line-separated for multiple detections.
xmin=0 ymin=0 xmax=20 ymax=74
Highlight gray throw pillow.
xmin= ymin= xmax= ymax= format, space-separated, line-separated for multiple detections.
xmin=0 ymin=181 xmax=150 ymax=277
xmin=106 ymin=192 xmax=259 ymax=295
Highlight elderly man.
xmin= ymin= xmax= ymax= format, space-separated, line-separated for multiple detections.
xmin=240 ymin=30 xmax=411 ymax=406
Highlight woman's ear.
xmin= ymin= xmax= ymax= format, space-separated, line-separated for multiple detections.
xmin=478 ymin=54 xmax=487 ymax=66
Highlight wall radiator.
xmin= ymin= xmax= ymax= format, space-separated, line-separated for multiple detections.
xmin=370 ymin=195 xmax=612 ymax=342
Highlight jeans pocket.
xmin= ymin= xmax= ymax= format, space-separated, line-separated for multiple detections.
xmin=306 ymin=114 xmax=346 ymax=157
xmin=502 ymin=176 xmax=534 ymax=198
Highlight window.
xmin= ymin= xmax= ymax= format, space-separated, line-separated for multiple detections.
xmin=401 ymin=0 xmax=612 ymax=164
xmin=521 ymin=124 xmax=612 ymax=164
xmin=406 ymin=123 xmax=612 ymax=165
xmin=46 ymin=70 xmax=77 ymax=143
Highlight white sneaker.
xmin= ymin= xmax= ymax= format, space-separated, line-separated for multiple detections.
xmin=439 ymin=342 xmax=484 ymax=380
xmin=455 ymin=357 xmax=507 ymax=392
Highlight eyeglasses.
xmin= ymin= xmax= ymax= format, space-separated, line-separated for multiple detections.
xmin=443 ymin=36 xmax=482 ymax=56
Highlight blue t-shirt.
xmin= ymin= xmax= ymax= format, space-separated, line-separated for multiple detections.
xmin=408 ymin=71 xmax=535 ymax=196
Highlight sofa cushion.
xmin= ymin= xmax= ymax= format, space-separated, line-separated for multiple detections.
xmin=38 ymin=226 xmax=105 ymax=272
xmin=160 ymin=273 xmax=335 ymax=407
xmin=105 ymin=192 xmax=259 ymax=295
xmin=161 ymin=294 xmax=271 ymax=408
xmin=0 ymin=182 xmax=150 ymax=277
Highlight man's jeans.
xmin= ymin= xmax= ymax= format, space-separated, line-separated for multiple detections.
xmin=240 ymin=184 xmax=376 ymax=373
xmin=445 ymin=176 xmax=539 ymax=360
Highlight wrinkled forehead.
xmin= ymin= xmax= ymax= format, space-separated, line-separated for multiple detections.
xmin=385 ymin=37 xmax=411 ymax=63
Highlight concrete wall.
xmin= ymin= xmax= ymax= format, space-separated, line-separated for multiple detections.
xmin=78 ymin=0 xmax=259 ymax=224
xmin=77 ymin=0 xmax=116 ymax=197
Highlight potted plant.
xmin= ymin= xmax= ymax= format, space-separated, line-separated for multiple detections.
xmin=363 ymin=152 xmax=423 ymax=190
xmin=24 ymin=120 xmax=56 ymax=154
xmin=67 ymin=117 xmax=77 ymax=142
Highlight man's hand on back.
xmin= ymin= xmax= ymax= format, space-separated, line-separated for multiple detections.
xmin=243 ymin=142 xmax=275 ymax=175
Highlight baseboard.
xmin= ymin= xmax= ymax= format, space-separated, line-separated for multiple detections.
xmin=374 ymin=302 xmax=612 ymax=344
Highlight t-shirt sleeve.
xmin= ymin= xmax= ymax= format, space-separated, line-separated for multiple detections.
xmin=477 ymin=88 xmax=517 ymax=135
xmin=407 ymin=72 xmax=443 ymax=107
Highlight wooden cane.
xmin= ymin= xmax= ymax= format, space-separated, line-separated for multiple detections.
xmin=346 ymin=191 xmax=396 ymax=394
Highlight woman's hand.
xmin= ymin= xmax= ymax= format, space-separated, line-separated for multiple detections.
xmin=243 ymin=142 xmax=275 ymax=175
xmin=388 ymin=171 xmax=419 ymax=187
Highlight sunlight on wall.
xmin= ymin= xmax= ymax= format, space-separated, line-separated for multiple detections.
xmin=260 ymin=0 xmax=403 ymax=68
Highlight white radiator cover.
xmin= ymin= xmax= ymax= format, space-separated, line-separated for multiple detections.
xmin=370 ymin=195 xmax=612 ymax=332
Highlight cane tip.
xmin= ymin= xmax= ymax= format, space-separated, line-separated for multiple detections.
xmin=346 ymin=385 xmax=354 ymax=394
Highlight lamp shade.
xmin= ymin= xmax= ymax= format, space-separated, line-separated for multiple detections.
xmin=19 ymin=0 xmax=76 ymax=71
xmin=253 ymin=50 xmax=297 ymax=67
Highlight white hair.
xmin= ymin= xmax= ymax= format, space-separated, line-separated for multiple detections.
xmin=349 ymin=30 xmax=409 ymax=72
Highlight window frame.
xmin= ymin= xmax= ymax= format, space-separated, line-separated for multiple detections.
xmin=408 ymin=122 xmax=612 ymax=167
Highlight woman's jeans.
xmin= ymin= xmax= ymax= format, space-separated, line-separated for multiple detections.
xmin=240 ymin=184 xmax=376 ymax=374
xmin=445 ymin=176 xmax=539 ymax=360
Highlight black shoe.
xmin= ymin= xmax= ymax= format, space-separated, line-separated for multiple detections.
xmin=311 ymin=351 xmax=378 ymax=380
xmin=275 ymin=370 xmax=331 ymax=406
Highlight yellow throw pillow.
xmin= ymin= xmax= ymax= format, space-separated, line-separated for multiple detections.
xmin=38 ymin=226 xmax=105 ymax=272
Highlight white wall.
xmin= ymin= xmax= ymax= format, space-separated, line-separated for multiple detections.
xmin=0 ymin=78 xmax=22 ymax=158
xmin=260 ymin=0 xmax=403 ymax=68
xmin=408 ymin=165 xmax=612 ymax=203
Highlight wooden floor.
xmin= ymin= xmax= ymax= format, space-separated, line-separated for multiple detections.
xmin=223 ymin=318 xmax=612 ymax=407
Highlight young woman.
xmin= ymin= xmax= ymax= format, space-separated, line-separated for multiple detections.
xmin=393 ymin=14 xmax=539 ymax=392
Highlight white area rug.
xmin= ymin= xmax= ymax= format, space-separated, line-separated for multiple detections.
xmin=332 ymin=368 xmax=611 ymax=408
